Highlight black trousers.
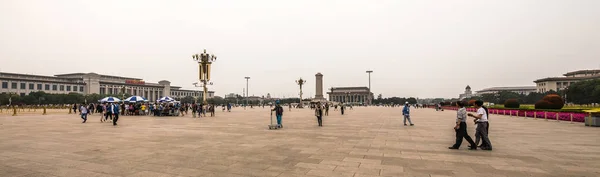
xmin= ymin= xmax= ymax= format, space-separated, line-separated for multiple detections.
xmin=113 ymin=114 xmax=119 ymax=125
xmin=453 ymin=122 xmax=476 ymax=148
xmin=317 ymin=116 xmax=322 ymax=126
xmin=105 ymin=112 xmax=113 ymax=120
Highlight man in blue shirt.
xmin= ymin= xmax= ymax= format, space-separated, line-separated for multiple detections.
xmin=110 ymin=103 xmax=120 ymax=126
xmin=402 ymin=102 xmax=414 ymax=126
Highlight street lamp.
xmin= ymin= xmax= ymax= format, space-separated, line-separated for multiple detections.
xmin=366 ymin=70 xmax=373 ymax=105
xmin=244 ymin=77 xmax=250 ymax=109
xmin=192 ymin=49 xmax=217 ymax=104
xmin=296 ymin=78 xmax=306 ymax=108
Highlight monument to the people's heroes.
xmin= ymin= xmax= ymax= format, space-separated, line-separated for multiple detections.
xmin=314 ymin=72 xmax=326 ymax=101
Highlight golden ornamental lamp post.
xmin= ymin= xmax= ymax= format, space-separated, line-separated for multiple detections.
xmin=192 ymin=49 xmax=217 ymax=105
xmin=296 ymin=78 xmax=306 ymax=108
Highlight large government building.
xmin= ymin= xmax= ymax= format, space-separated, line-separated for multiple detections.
xmin=0 ymin=72 xmax=214 ymax=101
xmin=534 ymin=69 xmax=600 ymax=93
xmin=327 ymin=87 xmax=373 ymax=104
xmin=475 ymin=86 xmax=537 ymax=95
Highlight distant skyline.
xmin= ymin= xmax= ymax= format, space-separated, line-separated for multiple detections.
xmin=1 ymin=0 xmax=599 ymax=98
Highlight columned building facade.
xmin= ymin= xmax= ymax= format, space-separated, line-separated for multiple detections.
xmin=327 ymin=87 xmax=373 ymax=104
xmin=0 ymin=72 xmax=214 ymax=101
xmin=534 ymin=69 xmax=600 ymax=93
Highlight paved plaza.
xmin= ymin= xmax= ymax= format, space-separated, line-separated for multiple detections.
xmin=1 ymin=107 xmax=599 ymax=177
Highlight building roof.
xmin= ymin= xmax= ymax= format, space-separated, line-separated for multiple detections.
xmin=465 ymin=85 xmax=471 ymax=90
xmin=475 ymin=86 xmax=537 ymax=93
xmin=55 ymin=73 xmax=142 ymax=80
xmin=563 ymin=69 xmax=600 ymax=76
xmin=0 ymin=72 xmax=69 ymax=80
xmin=328 ymin=87 xmax=371 ymax=93
xmin=534 ymin=75 xmax=600 ymax=83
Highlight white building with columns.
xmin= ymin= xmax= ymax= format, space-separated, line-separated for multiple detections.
xmin=0 ymin=72 xmax=214 ymax=101
xmin=327 ymin=87 xmax=373 ymax=104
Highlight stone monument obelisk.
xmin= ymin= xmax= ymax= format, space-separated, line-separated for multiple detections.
xmin=315 ymin=73 xmax=325 ymax=100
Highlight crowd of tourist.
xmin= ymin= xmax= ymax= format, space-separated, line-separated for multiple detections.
xmin=71 ymin=102 xmax=239 ymax=126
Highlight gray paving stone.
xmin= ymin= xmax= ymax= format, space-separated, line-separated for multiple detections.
xmin=1 ymin=107 xmax=599 ymax=177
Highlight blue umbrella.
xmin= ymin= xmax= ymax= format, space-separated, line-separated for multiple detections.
xmin=124 ymin=96 xmax=147 ymax=103
xmin=99 ymin=97 xmax=121 ymax=103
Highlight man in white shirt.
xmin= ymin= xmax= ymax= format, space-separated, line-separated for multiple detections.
xmin=80 ymin=104 xmax=88 ymax=123
xmin=468 ymin=100 xmax=492 ymax=150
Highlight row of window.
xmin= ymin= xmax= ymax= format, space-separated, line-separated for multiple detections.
xmin=1 ymin=82 xmax=83 ymax=92
xmin=330 ymin=95 xmax=367 ymax=103
xmin=99 ymin=87 xmax=163 ymax=97
xmin=556 ymin=82 xmax=574 ymax=88
xmin=171 ymin=91 xmax=202 ymax=97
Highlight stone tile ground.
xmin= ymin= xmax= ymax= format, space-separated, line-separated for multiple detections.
xmin=0 ymin=107 xmax=599 ymax=177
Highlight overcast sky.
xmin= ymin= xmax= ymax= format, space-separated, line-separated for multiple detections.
xmin=1 ymin=0 xmax=599 ymax=99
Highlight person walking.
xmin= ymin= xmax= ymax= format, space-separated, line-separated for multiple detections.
xmin=191 ymin=103 xmax=197 ymax=118
xmin=88 ymin=104 xmax=94 ymax=115
xmin=402 ymin=102 xmax=414 ymax=126
xmin=72 ymin=104 xmax=78 ymax=114
xmin=97 ymin=104 xmax=103 ymax=114
xmin=449 ymin=101 xmax=476 ymax=150
xmin=104 ymin=103 xmax=113 ymax=122
xmin=110 ymin=102 xmax=120 ymax=126
xmin=315 ymin=102 xmax=323 ymax=126
xmin=141 ymin=104 xmax=146 ymax=115
xmin=200 ymin=103 xmax=206 ymax=117
xmin=324 ymin=103 xmax=329 ymax=116
xmin=272 ymin=100 xmax=284 ymax=128
xmin=340 ymin=104 xmax=345 ymax=115
xmin=80 ymin=104 xmax=88 ymax=123
xmin=180 ymin=105 xmax=186 ymax=117
xmin=468 ymin=100 xmax=492 ymax=150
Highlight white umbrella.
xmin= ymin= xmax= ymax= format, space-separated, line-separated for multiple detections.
xmin=124 ymin=96 xmax=147 ymax=103
xmin=99 ymin=97 xmax=121 ymax=103
xmin=157 ymin=96 xmax=175 ymax=103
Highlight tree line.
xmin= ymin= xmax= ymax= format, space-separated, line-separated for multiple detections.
xmin=373 ymin=97 xmax=418 ymax=105
xmin=3 ymin=79 xmax=597 ymax=106
xmin=463 ymin=79 xmax=600 ymax=105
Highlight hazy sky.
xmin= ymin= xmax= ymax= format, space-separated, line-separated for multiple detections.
xmin=1 ymin=0 xmax=599 ymax=98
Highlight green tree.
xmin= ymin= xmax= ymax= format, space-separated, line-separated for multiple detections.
xmin=207 ymin=96 xmax=225 ymax=105
xmin=180 ymin=96 xmax=196 ymax=104
xmin=566 ymin=79 xmax=600 ymax=104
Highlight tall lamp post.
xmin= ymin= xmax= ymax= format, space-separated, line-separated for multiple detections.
xmin=366 ymin=70 xmax=373 ymax=105
xmin=192 ymin=49 xmax=217 ymax=104
xmin=244 ymin=77 xmax=250 ymax=109
xmin=296 ymin=78 xmax=306 ymax=108
xmin=193 ymin=82 xmax=211 ymax=104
